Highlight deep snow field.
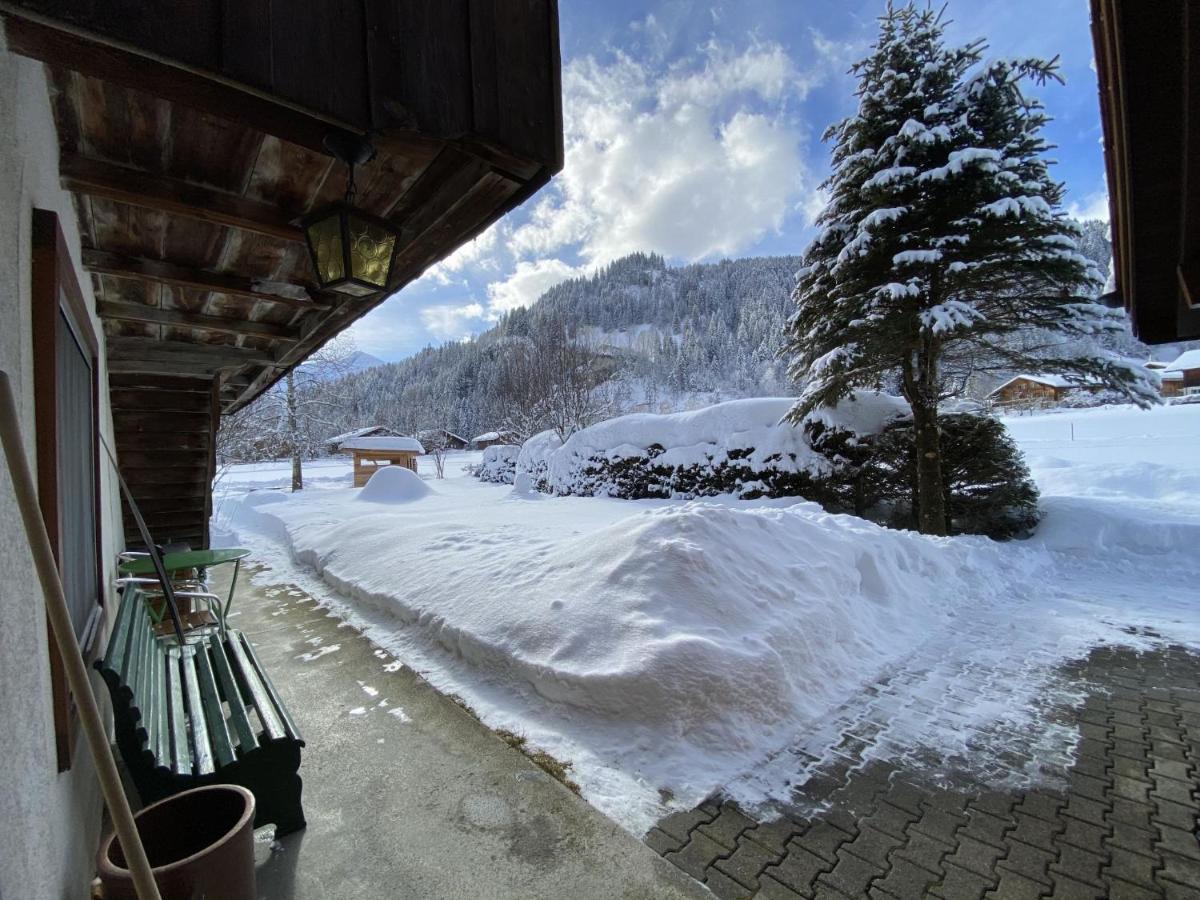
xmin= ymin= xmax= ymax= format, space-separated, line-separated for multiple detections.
xmin=213 ymin=403 xmax=1200 ymax=834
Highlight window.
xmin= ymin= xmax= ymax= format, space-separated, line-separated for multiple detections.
xmin=32 ymin=209 xmax=102 ymax=772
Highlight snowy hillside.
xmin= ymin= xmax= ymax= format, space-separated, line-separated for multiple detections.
xmin=213 ymin=401 xmax=1199 ymax=834
xmin=320 ymin=253 xmax=802 ymax=440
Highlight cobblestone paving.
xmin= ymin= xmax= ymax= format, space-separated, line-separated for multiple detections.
xmin=647 ymin=645 xmax=1200 ymax=898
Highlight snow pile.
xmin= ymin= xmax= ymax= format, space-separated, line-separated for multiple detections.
xmin=475 ymin=444 xmax=519 ymax=484
xmin=357 ymin=465 xmax=433 ymax=504
xmin=1036 ymin=497 xmax=1200 ymax=559
xmin=519 ymin=393 xmax=909 ymax=500
xmin=219 ymin=486 xmax=1019 ymax=823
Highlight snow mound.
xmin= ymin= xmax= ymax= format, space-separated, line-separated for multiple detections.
xmin=357 ymin=465 xmax=433 ymax=503
xmin=509 ymin=472 xmax=541 ymax=499
xmin=1036 ymin=497 xmax=1200 ymax=558
xmin=243 ymin=490 xmax=289 ymax=507
xmin=234 ymin=492 xmax=1016 ymax=765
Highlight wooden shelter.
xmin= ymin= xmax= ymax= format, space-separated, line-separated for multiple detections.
xmin=1092 ymin=0 xmax=1200 ymax=343
xmin=341 ymin=436 xmax=424 ymax=488
xmin=1 ymin=1 xmax=563 ymax=548
xmin=326 ymin=425 xmax=402 ymax=455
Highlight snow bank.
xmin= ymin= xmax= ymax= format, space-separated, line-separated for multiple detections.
xmin=220 ymin=487 xmax=1018 ymax=810
xmin=357 ymin=466 xmax=433 ymax=503
xmin=1036 ymin=497 xmax=1200 ymax=559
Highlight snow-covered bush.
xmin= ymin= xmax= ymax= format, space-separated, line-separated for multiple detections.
xmin=519 ymin=394 xmax=905 ymax=501
xmin=475 ymin=444 xmax=519 ymax=484
xmin=516 ymin=430 xmax=562 ymax=488
xmin=517 ymin=392 xmax=1039 ymax=539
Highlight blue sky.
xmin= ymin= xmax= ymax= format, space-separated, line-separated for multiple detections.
xmin=347 ymin=0 xmax=1107 ymax=362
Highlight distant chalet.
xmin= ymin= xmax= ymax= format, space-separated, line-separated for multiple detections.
xmin=471 ymin=430 xmax=521 ymax=450
xmin=987 ymin=375 xmax=1100 ymax=409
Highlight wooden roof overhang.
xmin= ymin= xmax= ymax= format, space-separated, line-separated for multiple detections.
xmin=2 ymin=1 xmax=562 ymax=548
xmin=1091 ymin=0 xmax=1200 ymax=343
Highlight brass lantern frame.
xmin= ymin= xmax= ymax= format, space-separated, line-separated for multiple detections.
xmin=299 ymin=133 xmax=400 ymax=297
xmin=300 ymin=201 xmax=401 ymax=297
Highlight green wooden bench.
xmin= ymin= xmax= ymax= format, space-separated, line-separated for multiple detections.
xmin=96 ymin=586 xmax=306 ymax=836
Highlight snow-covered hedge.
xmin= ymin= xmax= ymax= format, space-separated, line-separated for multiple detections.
xmin=514 ymin=392 xmax=1040 ymax=538
xmin=475 ymin=444 xmax=520 ymax=484
xmin=521 ymin=394 xmax=907 ymax=501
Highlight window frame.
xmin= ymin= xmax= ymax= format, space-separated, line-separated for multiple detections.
xmin=31 ymin=208 xmax=103 ymax=773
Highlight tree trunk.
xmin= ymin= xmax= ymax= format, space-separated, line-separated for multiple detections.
xmin=287 ymin=371 xmax=302 ymax=492
xmin=901 ymin=345 xmax=947 ymax=536
xmin=910 ymin=400 xmax=946 ymax=535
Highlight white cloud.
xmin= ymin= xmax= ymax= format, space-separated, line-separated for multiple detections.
xmin=1067 ymin=190 xmax=1110 ymax=223
xmin=420 ymin=302 xmax=486 ymax=340
xmin=486 ymin=259 xmax=579 ymax=314
xmin=509 ymin=40 xmax=817 ymax=268
xmin=420 ymin=222 xmax=506 ymax=285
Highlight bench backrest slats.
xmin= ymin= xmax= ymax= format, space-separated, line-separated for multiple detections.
xmin=105 ymin=586 xmax=140 ymax=679
xmin=239 ymin=633 xmax=304 ymax=743
xmin=165 ymin=650 xmax=192 ymax=775
xmin=142 ymin=629 xmax=160 ymax=756
xmin=194 ymin=649 xmax=237 ymax=768
xmin=152 ymin=647 xmax=169 ymax=763
xmin=226 ymin=632 xmax=286 ymax=742
xmin=181 ymin=649 xmax=215 ymax=776
xmin=207 ymin=634 xmax=260 ymax=754
xmin=126 ymin=611 xmax=150 ymax=715
xmin=139 ymin=611 xmax=156 ymax=713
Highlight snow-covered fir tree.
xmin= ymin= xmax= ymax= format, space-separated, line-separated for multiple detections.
xmin=784 ymin=2 xmax=1157 ymax=535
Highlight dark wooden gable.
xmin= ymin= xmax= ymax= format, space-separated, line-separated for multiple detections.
xmin=3 ymin=1 xmax=563 ymax=549
xmin=1092 ymin=0 xmax=1200 ymax=343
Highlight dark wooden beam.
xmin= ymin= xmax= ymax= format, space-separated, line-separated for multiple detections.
xmin=98 ymin=300 xmax=299 ymax=342
xmin=83 ymin=250 xmax=328 ymax=311
xmin=0 ymin=9 xmax=364 ymax=157
xmin=110 ymin=389 xmax=213 ymax=413
xmin=107 ymin=337 xmax=276 ymax=374
xmin=61 ymin=154 xmax=305 ymax=243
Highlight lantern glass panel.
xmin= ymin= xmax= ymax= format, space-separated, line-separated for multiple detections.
xmin=347 ymin=214 xmax=396 ymax=288
xmin=307 ymin=213 xmax=346 ymax=284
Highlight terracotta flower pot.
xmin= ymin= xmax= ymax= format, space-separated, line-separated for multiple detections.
xmin=98 ymin=784 xmax=256 ymax=900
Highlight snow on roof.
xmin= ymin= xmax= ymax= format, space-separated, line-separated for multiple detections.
xmin=340 ymin=436 xmax=425 ymax=453
xmin=473 ymin=431 xmax=511 ymax=443
xmin=328 ymin=425 xmax=395 ymax=445
xmin=987 ymin=374 xmax=1093 ymax=397
xmin=1165 ymin=349 xmax=1200 ymax=373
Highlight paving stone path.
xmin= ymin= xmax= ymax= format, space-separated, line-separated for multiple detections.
xmin=647 ymin=645 xmax=1200 ymax=898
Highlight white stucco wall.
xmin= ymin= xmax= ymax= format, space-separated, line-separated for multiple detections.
xmin=0 ymin=31 xmax=125 ymax=900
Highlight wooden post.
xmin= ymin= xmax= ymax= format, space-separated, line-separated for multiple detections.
xmin=0 ymin=370 xmax=161 ymax=900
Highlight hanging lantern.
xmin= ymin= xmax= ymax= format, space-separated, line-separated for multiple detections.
xmin=301 ymin=136 xmax=399 ymax=296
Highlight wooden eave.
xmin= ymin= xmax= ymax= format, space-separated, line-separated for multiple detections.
xmin=1 ymin=0 xmax=562 ymax=548
xmin=1091 ymin=0 xmax=1200 ymax=343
